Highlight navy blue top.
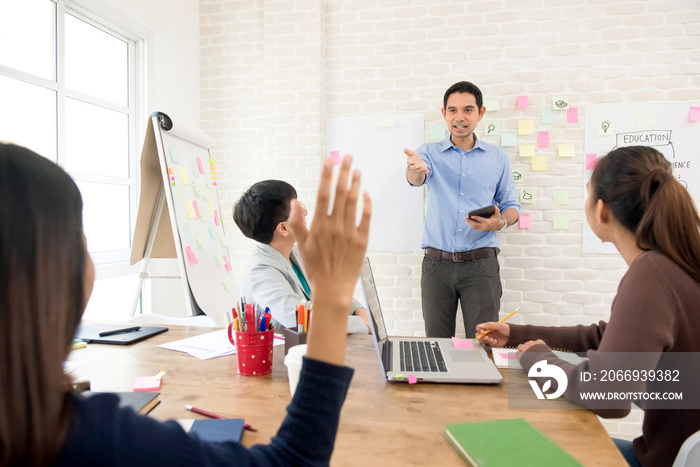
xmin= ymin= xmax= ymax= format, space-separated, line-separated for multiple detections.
xmin=54 ymin=357 xmax=354 ymax=466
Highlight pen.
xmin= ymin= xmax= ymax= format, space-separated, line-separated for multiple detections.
xmin=184 ymin=405 xmax=257 ymax=432
xmin=475 ymin=308 xmax=519 ymax=340
xmin=98 ymin=325 xmax=141 ymax=337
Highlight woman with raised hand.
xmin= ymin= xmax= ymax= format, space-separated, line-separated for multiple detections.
xmin=476 ymin=146 xmax=700 ymax=467
xmin=0 ymin=143 xmax=370 ymax=466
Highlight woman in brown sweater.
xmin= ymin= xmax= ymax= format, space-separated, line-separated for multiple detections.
xmin=477 ymin=146 xmax=700 ymax=467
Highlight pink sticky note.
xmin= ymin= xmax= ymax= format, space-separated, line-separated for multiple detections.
xmin=192 ymin=201 xmax=200 ymax=219
xmin=519 ymin=213 xmax=531 ymax=229
xmin=330 ymin=150 xmax=341 ymax=165
xmin=689 ymin=107 xmax=700 ymax=122
xmin=586 ymin=153 xmax=598 ymax=170
xmin=537 ymin=131 xmax=549 ymax=147
xmin=196 ymin=157 xmax=205 ymax=174
xmin=214 ymin=209 xmax=220 ymax=226
xmin=452 ymin=337 xmax=474 ymax=349
xmin=223 ymin=255 xmax=232 ymax=272
xmin=567 ymin=107 xmax=579 ymax=123
xmin=185 ymin=246 xmax=198 ymax=265
xmin=133 ymin=375 xmax=162 ymax=391
xmin=517 ymin=96 xmax=528 ymax=108
xmin=407 ymin=374 xmax=417 ymax=384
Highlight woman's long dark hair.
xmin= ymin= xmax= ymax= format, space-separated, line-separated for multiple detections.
xmin=0 ymin=143 xmax=86 ymax=465
xmin=590 ymin=145 xmax=700 ymax=281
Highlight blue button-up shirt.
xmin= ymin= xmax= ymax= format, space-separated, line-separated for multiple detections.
xmin=413 ymin=135 xmax=520 ymax=252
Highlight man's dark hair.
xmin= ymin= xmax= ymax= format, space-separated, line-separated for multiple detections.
xmin=233 ymin=180 xmax=297 ymax=244
xmin=443 ymin=81 xmax=483 ymax=110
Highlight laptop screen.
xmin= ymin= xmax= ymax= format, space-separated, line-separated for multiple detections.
xmin=360 ymin=257 xmax=388 ymax=342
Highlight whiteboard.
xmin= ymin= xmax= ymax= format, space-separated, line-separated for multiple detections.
xmin=583 ymin=104 xmax=700 ymax=253
xmin=326 ymin=114 xmax=424 ymax=251
xmin=131 ymin=114 xmax=236 ymax=320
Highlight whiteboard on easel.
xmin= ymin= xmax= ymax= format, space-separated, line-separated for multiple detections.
xmin=130 ymin=113 xmax=235 ymax=320
xmin=583 ymin=104 xmax=700 ymax=253
xmin=326 ymin=114 xmax=425 ymax=251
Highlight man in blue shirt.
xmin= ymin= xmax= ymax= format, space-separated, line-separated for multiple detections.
xmin=404 ymin=81 xmax=520 ymax=338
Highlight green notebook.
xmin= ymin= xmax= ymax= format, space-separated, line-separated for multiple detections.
xmin=444 ymin=418 xmax=583 ymax=467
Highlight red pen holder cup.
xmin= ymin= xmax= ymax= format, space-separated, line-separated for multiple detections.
xmin=228 ymin=324 xmax=274 ymax=376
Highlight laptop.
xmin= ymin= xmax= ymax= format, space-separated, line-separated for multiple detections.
xmin=360 ymin=257 xmax=503 ymax=384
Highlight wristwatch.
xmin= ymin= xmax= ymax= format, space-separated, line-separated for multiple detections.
xmin=499 ymin=218 xmax=508 ymax=232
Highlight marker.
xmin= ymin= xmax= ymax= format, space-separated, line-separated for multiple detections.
xmin=297 ymin=304 xmax=305 ymax=333
xmin=98 ymin=325 xmax=141 ymax=337
xmin=259 ymin=316 xmax=266 ymax=333
xmin=184 ymin=405 xmax=257 ymax=432
xmin=475 ymin=308 xmax=519 ymax=340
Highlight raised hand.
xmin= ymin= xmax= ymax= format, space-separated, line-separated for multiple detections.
xmin=288 ymin=154 xmax=371 ymax=365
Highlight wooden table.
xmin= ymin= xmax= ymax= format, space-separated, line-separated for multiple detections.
xmin=69 ymin=325 xmax=626 ymax=466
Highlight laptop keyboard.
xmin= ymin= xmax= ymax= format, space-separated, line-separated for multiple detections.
xmin=399 ymin=341 xmax=447 ymax=372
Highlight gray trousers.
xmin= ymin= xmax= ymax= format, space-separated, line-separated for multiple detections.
xmin=420 ymin=250 xmax=502 ymax=338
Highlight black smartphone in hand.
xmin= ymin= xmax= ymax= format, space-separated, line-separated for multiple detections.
xmin=468 ymin=205 xmax=496 ymax=222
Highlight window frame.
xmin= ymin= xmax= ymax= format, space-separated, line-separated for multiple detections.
xmin=1 ymin=0 xmax=148 ymax=278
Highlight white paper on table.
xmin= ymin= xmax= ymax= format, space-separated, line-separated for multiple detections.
xmin=159 ymin=329 xmax=284 ymax=360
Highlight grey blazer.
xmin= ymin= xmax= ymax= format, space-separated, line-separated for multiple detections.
xmin=242 ymin=244 xmax=366 ymax=332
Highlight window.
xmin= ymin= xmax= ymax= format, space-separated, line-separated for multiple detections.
xmin=0 ymin=0 xmax=144 ymax=270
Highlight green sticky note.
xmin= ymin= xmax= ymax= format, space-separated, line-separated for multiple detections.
xmin=483 ymin=98 xmax=500 ymax=111
xmin=553 ymin=189 xmax=569 ymax=206
xmin=520 ymin=188 xmax=536 ymax=204
xmin=500 ymin=132 xmax=517 ymax=147
xmin=182 ymin=223 xmax=194 ymax=243
xmin=553 ymin=213 xmax=570 ymax=230
xmin=541 ymin=109 xmax=558 ymax=124
xmin=168 ymin=145 xmax=179 ymax=163
xmin=513 ymin=168 xmax=525 ymax=184
xmin=430 ymin=124 xmax=446 ymax=140
xmin=195 ymin=233 xmax=208 ymax=250
xmin=221 ymin=277 xmax=231 ymax=292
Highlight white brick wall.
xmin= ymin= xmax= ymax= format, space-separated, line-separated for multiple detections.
xmin=199 ymin=0 xmax=700 ymax=440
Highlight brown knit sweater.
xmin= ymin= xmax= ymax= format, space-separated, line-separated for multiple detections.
xmin=507 ymin=250 xmax=700 ymax=467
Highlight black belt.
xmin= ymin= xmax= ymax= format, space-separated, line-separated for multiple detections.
xmin=425 ymin=247 xmax=498 ymax=262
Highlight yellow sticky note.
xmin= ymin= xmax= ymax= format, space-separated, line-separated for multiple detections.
xmin=185 ymin=201 xmax=198 ymax=220
xmin=553 ymin=213 xmax=570 ymax=230
xmin=518 ymin=120 xmax=534 ymax=135
xmin=519 ymin=145 xmax=535 ymax=158
xmin=380 ymin=116 xmax=395 ymax=127
xmin=531 ymin=156 xmax=547 ymax=171
xmin=179 ymin=166 xmax=191 ymax=185
xmin=208 ymin=199 xmax=215 ymax=217
xmin=558 ymin=144 xmax=575 ymax=158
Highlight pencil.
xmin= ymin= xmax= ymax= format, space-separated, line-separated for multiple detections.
xmin=475 ymin=308 xmax=519 ymax=340
xmin=184 ymin=405 xmax=257 ymax=432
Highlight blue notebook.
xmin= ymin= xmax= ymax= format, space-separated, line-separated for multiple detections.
xmin=189 ymin=419 xmax=244 ymax=444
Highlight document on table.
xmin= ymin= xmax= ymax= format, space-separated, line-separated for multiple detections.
xmin=159 ymin=329 xmax=284 ymax=360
